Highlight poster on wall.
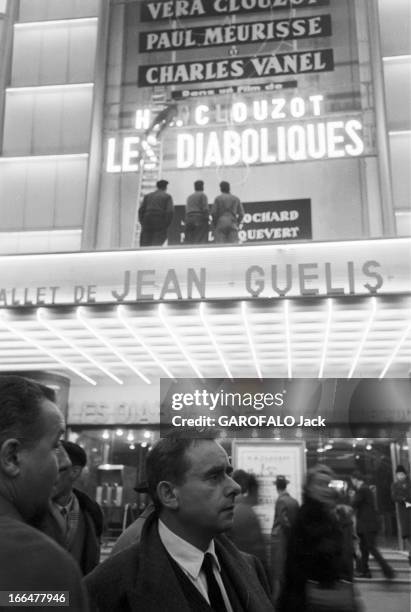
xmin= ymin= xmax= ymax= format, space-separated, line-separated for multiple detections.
xmin=232 ymin=440 xmax=305 ymax=534
xmin=167 ymin=199 xmax=312 ymax=244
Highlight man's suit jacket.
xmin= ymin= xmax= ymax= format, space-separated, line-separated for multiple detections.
xmin=271 ymin=491 xmax=299 ymax=538
xmin=0 ymin=497 xmax=88 ymax=612
xmin=41 ymin=488 xmax=103 ymax=575
xmin=85 ymin=510 xmax=274 ymax=612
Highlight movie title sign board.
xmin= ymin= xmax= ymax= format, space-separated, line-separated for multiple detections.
xmin=0 ymin=239 xmax=409 ymax=307
xmin=140 ymin=0 xmax=329 ymax=22
xmin=167 ymin=199 xmax=312 ymax=245
xmin=106 ymin=91 xmax=370 ymax=172
xmin=139 ymin=14 xmax=332 ymax=53
xmin=138 ymin=48 xmax=334 ymax=86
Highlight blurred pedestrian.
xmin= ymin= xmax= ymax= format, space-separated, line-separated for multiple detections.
xmin=227 ymin=469 xmax=268 ymax=571
xmin=351 ymin=470 xmax=395 ymax=579
xmin=139 ymin=179 xmax=174 ymax=246
xmin=212 ymin=180 xmax=244 ymax=243
xmin=42 ymin=440 xmax=103 ymax=575
xmin=271 ymin=475 xmax=299 ymax=603
xmin=391 ymin=464 xmax=411 ymax=564
xmin=184 ymin=180 xmax=209 ymax=244
xmin=278 ymin=465 xmax=358 ymax=612
xmin=0 ymin=375 xmax=88 ymax=609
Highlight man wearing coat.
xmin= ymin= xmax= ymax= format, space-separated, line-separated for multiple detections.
xmin=138 ymin=179 xmax=174 ymax=246
xmin=351 ymin=471 xmax=395 ymax=579
xmin=211 ymin=181 xmax=244 ymax=244
xmin=42 ymin=440 xmax=103 ymax=575
xmin=0 ymin=375 xmax=88 ymax=610
xmin=184 ymin=180 xmax=209 ymax=244
xmin=85 ymin=434 xmax=274 ymax=612
xmin=270 ymin=475 xmax=299 ymax=602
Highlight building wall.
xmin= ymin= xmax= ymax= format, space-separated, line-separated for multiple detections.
xmin=0 ymin=0 xmax=104 ymax=254
xmin=378 ymin=0 xmax=411 ymax=236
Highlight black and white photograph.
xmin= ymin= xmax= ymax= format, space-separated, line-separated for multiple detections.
xmin=0 ymin=0 xmax=410 ymax=610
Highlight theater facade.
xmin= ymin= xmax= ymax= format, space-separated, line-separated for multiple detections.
xmin=0 ymin=0 xmax=410 ymax=536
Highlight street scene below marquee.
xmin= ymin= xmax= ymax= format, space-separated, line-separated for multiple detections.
xmin=0 ymin=0 xmax=410 ymax=609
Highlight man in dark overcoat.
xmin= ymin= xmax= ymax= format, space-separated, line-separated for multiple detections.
xmin=85 ymin=434 xmax=274 ymax=612
xmin=0 ymin=375 xmax=88 ymax=610
xmin=271 ymin=475 xmax=299 ymax=602
xmin=41 ymin=441 xmax=103 ymax=575
xmin=351 ymin=470 xmax=395 ymax=579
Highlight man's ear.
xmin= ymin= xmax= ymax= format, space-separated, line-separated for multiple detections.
xmin=0 ymin=439 xmax=22 ymax=477
xmin=157 ymin=480 xmax=179 ymax=510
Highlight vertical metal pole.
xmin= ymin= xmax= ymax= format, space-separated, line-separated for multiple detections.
xmin=81 ymin=0 xmax=111 ymax=250
xmin=365 ymin=0 xmax=396 ymax=236
xmin=0 ymin=0 xmax=19 ymax=149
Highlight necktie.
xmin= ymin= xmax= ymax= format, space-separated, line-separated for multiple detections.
xmin=202 ymin=552 xmax=227 ymax=612
xmin=60 ymin=507 xmax=68 ymax=533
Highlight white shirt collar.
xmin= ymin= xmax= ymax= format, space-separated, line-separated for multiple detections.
xmin=158 ymin=519 xmax=221 ymax=580
xmin=54 ymin=493 xmax=74 ymax=514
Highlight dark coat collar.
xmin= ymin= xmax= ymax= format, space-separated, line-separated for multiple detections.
xmin=128 ymin=510 xmax=273 ymax=612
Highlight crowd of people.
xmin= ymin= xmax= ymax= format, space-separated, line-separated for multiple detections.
xmin=138 ymin=179 xmax=245 ymax=247
xmin=0 ymin=374 xmax=410 ymax=611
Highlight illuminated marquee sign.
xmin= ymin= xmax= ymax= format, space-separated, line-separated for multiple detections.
xmin=139 ymin=15 xmax=332 ymax=52
xmin=0 ymin=259 xmax=389 ymax=305
xmin=0 ymin=240 xmax=410 ymax=306
xmin=105 ymin=94 xmax=366 ymax=172
xmin=176 ymin=94 xmax=364 ymax=168
xmin=105 ymin=109 xmax=159 ymax=173
xmin=137 ymin=48 xmax=334 ymax=86
xmin=140 ymin=0 xmax=329 ymax=21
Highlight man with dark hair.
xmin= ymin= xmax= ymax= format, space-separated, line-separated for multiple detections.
xmin=211 ymin=181 xmax=244 ymax=244
xmin=351 ymin=470 xmax=395 ymax=579
xmin=270 ymin=475 xmax=299 ymax=602
xmin=184 ymin=180 xmax=209 ymax=244
xmin=138 ymin=178 xmax=174 ymax=246
xmin=42 ymin=440 xmax=103 ymax=575
xmin=0 ymin=375 xmax=88 ymax=609
xmin=85 ymin=434 xmax=274 ymax=611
